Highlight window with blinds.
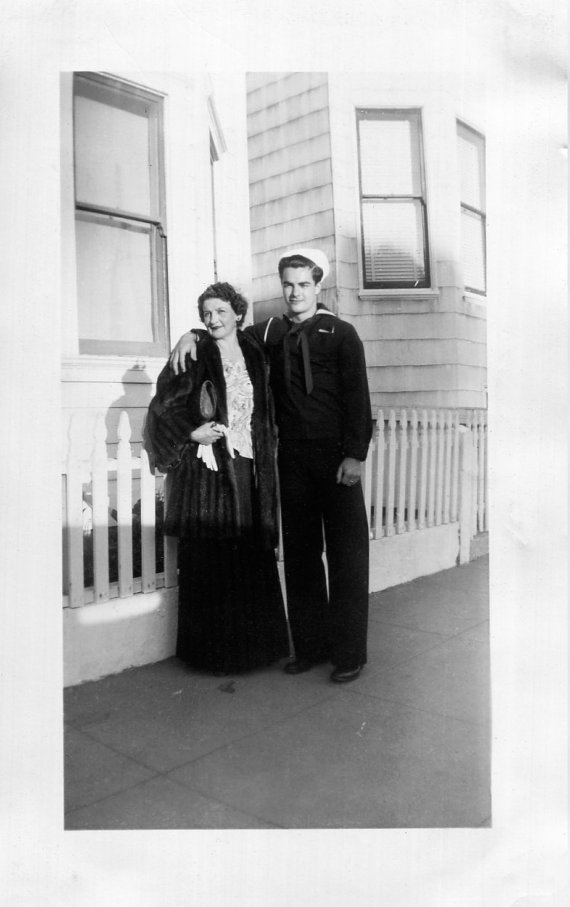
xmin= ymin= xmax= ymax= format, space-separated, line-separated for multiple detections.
xmin=73 ymin=73 xmax=169 ymax=355
xmin=356 ymin=109 xmax=430 ymax=289
xmin=457 ymin=121 xmax=486 ymax=296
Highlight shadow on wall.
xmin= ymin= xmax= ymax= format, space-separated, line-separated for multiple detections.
xmin=105 ymin=367 xmax=153 ymax=453
xmin=70 ymin=367 xmax=166 ymax=591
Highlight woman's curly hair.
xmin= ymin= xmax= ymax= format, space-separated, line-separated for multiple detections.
xmin=197 ymin=282 xmax=249 ymax=324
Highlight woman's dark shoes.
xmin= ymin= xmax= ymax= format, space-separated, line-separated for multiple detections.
xmin=283 ymin=658 xmax=324 ymax=675
xmin=330 ymin=664 xmax=363 ymax=683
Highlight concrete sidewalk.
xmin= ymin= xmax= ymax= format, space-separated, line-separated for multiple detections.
xmin=64 ymin=556 xmax=490 ymax=829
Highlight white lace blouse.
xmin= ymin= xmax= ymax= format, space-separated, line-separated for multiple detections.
xmin=222 ymin=356 xmax=254 ymax=459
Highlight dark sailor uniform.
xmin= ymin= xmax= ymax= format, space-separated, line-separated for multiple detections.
xmin=249 ymin=305 xmax=373 ymax=669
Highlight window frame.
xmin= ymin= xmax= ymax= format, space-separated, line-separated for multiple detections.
xmin=356 ymin=107 xmax=431 ymax=291
xmin=457 ymin=119 xmax=487 ymax=297
xmin=73 ymin=72 xmax=169 ymax=357
xmin=209 ymin=134 xmax=219 ymax=282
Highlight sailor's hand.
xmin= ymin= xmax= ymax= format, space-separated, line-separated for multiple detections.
xmin=169 ymin=331 xmax=197 ymax=374
xmin=336 ymin=457 xmax=362 ymax=486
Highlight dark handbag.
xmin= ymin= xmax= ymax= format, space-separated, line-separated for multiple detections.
xmin=198 ymin=380 xmax=218 ymax=421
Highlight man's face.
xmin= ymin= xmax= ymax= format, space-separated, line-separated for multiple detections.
xmin=281 ymin=266 xmax=321 ymax=322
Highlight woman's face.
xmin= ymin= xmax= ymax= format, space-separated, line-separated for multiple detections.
xmin=201 ymin=297 xmax=241 ymax=341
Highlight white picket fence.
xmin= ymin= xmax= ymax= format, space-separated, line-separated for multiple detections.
xmin=361 ymin=409 xmax=488 ymax=540
xmin=62 ymin=411 xmax=178 ymax=608
xmin=61 ymin=408 xmax=488 ymax=609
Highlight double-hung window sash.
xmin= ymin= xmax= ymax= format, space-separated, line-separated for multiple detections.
xmin=457 ymin=121 xmax=486 ymax=295
xmin=73 ymin=73 xmax=168 ymax=356
xmin=357 ymin=109 xmax=430 ymax=289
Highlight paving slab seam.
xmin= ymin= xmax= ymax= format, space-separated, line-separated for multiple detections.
xmin=163 ymin=773 xmax=288 ymax=829
xmin=67 ymin=724 xmax=181 ymax=776
xmin=147 ymin=690 xmax=342 ymax=773
xmin=64 ymin=769 xmax=163 ymax=818
xmin=366 ymin=637 xmax=480 ymax=672
xmin=445 ymin=620 xmax=490 ymax=640
xmin=367 ymin=612 xmax=485 ymax=635
xmin=70 ymin=688 xmax=340 ymax=777
xmin=334 ymin=685 xmax=491 ymax=728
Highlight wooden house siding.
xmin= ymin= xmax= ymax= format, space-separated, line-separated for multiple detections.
xmin=249 ymin=159 xmax=333 ymax=207
xmin=326 ymin=72 xmax=488 ymax=410
xmin=246 ymin=73 xmax=335 ymax=323
xmin=246 ymin=71 xmax=488 ymax=408
xmin=247 ymin=72 xmax=331 ymax=107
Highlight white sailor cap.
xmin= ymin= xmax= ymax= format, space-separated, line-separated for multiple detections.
xmin=280 ymin=247 xmax=330 ymax=280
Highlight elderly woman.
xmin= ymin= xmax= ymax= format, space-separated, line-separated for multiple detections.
xmin=146 ymin=283 xmax=289 ymax=675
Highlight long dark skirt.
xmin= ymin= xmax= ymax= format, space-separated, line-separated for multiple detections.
xmin=176 ymin=458 xmax=290 ymax=674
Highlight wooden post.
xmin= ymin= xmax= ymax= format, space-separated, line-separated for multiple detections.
xmin=458 ymin=425 xmax=476 ymax=564
xmin=91 ymin=414 xmax=109 ymax=602
xmin=65 ymin=414 xmax=86 ymax=608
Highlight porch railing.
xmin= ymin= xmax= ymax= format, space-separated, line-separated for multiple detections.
xmin=62 ymin=408 xmax=488 ymax=608
xmin=361 ymin=409 xmax=488 ymax=539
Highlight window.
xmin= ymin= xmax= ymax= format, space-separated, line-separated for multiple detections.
xmin=210 ymin=134 xmax=219 ymax=282
xmin=457 ymin=121 xmax=486 ymax=295
xmin=356 ymin=109 xmax=430 ymax=289
xmin=73 ymin=73 xmax=168 ymax=355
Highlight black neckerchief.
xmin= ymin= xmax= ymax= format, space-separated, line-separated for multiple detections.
xmin=282 ymin=306 xmax=332 ymax=395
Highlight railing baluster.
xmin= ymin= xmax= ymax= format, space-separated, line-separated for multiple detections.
xmin=396 ymin=410 xmax=408 ymax=534
xmin=477 ymin=412 xmax=486 ymax=533
xmin=443 ymin=410 xmax=452 ymax=524
xmin=408 ymin=410 xmax=418 ymax=532
xmin=483 ymin=414 xmax=489 ymax=532
xmin=385 ymin=410 xmax=397 ymax=537
xmin=116 ymin=412 xmax=134 ymax=597
xmin=470 ymin=411 xmax=478 ymax=539
xmin=450 ymin=411 xmax=460 ymax=522
xmin=417 ymin=409 xmax=428 ymax=530
xmin=92 ymin=414 xmax=109 ymax=602
xmin=427 ymin=409 xmax=437 ymax=528
xmin=373 ymin=410 xmax=385 ymax=539
xmin=435 ymin=409 xmax=445 ymax=526
xmin=363 ymin=438 xmax=374 ymax=538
